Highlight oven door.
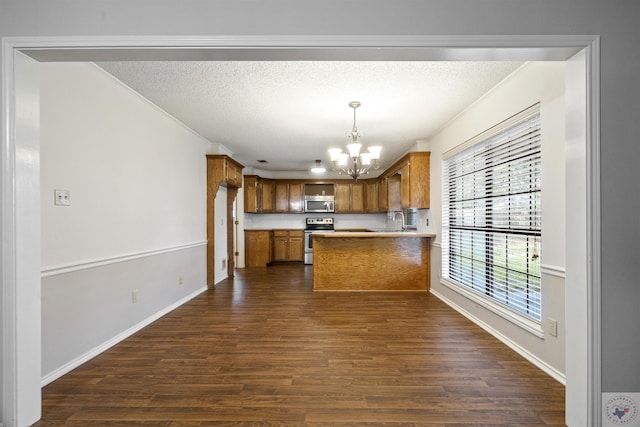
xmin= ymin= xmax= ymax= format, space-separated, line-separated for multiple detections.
xmin=303 ymin=231 xmax=314 ymax=264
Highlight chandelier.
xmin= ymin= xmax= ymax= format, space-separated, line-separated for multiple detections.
xmin=328 ymin=101 xmax=382 ymax=180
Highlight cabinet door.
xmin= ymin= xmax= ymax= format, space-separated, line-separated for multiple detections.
xmin=350 ymin=182 xmax=365 ymax=212
xmin=273 ymin=236 xmax=288 ymax=261
xmin=261 ymin=180 xmax=275 ymax=213
xmin=378 ymin=177 xmax=389 ymax=212
xmin=288 ymin=183 xmax=304 ymax=213
xmin=245 ymin=232 xmax=258 ymax=266
xmin=244 ymin=176 xmax=258 ymax=213
xmin=387 ymin=173 xmax=402 ymax=212
xmin=245 ymin=231 xmax=270 ymax=267
xmin=401 ymin=163 xmax=412 ymax=208
xmin=272 ymin=230 xmax=288 ymax=261
xmin=334 ymin=183 xmax=351 ymax=213
xmin=275 ymin=182 xmax=289 ymax=212
xmin=410 ymin=152 xmax=430 ymax=209
xmin=365 ymin=181 xmax=379 ymax=212
xmin=288 ymin=232 xmax=304 ymax=261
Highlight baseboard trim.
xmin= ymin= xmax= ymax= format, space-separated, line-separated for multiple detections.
xmin=430 ymin=288 xmax=566 ymax=385
xmin=41 ymin=241 xmax=207 ymax=278
xmin=40 ymin=286 xmax=208 ymax=387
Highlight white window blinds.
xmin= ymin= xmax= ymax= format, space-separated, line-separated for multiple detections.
xmin=442 ymin=105 xmax=542 ymax=321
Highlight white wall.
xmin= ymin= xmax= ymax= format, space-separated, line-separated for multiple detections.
xmin=426 ymin=62 xmax=567 ymax=378
xmin=39 ymin=62 xmax=209 ymax=381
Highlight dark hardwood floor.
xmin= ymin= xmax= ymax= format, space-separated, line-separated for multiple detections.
xmin=33 ymin=263 xmax=565 ymax=426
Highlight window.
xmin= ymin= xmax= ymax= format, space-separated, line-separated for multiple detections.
xmin=442 ymin=105 xmax=542 ymax=322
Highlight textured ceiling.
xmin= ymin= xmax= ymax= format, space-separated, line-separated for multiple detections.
xmin=96 ymin=61 xmax=523 ymax=174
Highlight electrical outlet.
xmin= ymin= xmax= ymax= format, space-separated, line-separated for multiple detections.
xmin=548 ymin=318 xmax=558 ymax=337
xmin=54 ymin=189 xmax=70 ymax=206
xmin=179 ymin=275 xmax=184 ymax=285
xmin=132 ymin=290 xmax=138 ymax=304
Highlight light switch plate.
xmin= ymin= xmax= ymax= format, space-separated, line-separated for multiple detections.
xmin=54 ymin=189 xmax=70 ymax=206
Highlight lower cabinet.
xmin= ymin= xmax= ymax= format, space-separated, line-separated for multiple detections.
xmin=244 ymin=230 xmax=272 ymax=267
xmin=272 ymin=230 xmax=304 ymax=262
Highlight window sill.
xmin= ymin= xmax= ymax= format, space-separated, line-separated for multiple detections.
xmin=440 ymin=278 xmax=545 ymax=339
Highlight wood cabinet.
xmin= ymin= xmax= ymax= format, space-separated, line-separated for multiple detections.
xmin=244 ymin=175 xmax=258 ymax=213
xmin=206 ymin=155 xmax=244 ymax=189
xmin=288 ymin=183 xmax=304 ymax=212
xmin=275 ymin=182 xmax=304 ymax=213
xmin=334 ymin=182 xmax=365 ymax=213
xmin=364 ymin=180 xmax=379 ymax=213
xmin=244 ymin=175 xmax=275 ymax=213
xmin=387 ymin=173 xmax=402 ymax=212
xmin=225 ymin=160 xmax=243 ymax=188
xmin=259 ymin=179 xmax=275 ymax=213
xmin=272 ymin=230 xmax=304 ymax=261
xmin=382 ymin=152 xmax=430 ymax=209
xmin=312 ymin=233 xmax=431 ymax=291
xmin=378 ymin=177 xmax=389 ymax=212
xmin=244 ymin=152 xmax=429 ymax=214
xmin=244 ymin=230 xmax=272 ymax=267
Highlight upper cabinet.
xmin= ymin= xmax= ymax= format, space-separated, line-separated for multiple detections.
xmin=260 ymin=179 xmax=275 ymax=213
xmin=206 ymin=154 xmax=244 ymax=189
xmin=381 ymin=152 xmax=430 ymax=209
xmin=243 ymin=151 xmax=429 ymax=213
xmin=244 ymin=175 xmax=258 ymax=212
xmin=364 ymin=180 xmax=380 ymax=213
xmin=244 ymin=175 xmax=275 ymax=213
xmin=378 ymin=177 xmax=389 ymax=212
xmin=275 ymin=182 xmax=304 ymax=213
xmin=335 ymin=182 xmax=365 ymax=213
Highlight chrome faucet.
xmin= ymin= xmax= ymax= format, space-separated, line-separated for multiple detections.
xmin=393 ymin=211 xmax=406 ymax=231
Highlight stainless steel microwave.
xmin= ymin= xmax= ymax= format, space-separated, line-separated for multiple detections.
xmin=304 ymin=195 xmax=335 ymax=213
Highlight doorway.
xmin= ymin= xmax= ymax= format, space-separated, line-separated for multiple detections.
xmin=1 ymin=35 xmax=599 ymax=426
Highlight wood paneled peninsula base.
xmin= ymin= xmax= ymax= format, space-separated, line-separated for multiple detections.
xmin=312 ymin=232 xmax=435 ymax=291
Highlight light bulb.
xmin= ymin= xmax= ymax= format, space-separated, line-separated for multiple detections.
xmin=328 ymin=148 xmax=342 ymax=162
xmin=360 ymin=152 xmax=372 ymax=166
xmin=347 ymin=143 xmax=361 ymax=158
xmin=368 ymin=146 xmax=382 ymax=160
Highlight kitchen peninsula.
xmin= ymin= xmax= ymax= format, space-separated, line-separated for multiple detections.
xmin=312 ymin=232 xmax=435 ymax=291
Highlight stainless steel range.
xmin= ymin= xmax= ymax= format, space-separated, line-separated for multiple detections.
xmin=304 ymin=217 xmax=335 ymax=265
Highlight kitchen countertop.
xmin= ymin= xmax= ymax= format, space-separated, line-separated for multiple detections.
xmin=314 ymin=231 xmax=436 ymax=238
